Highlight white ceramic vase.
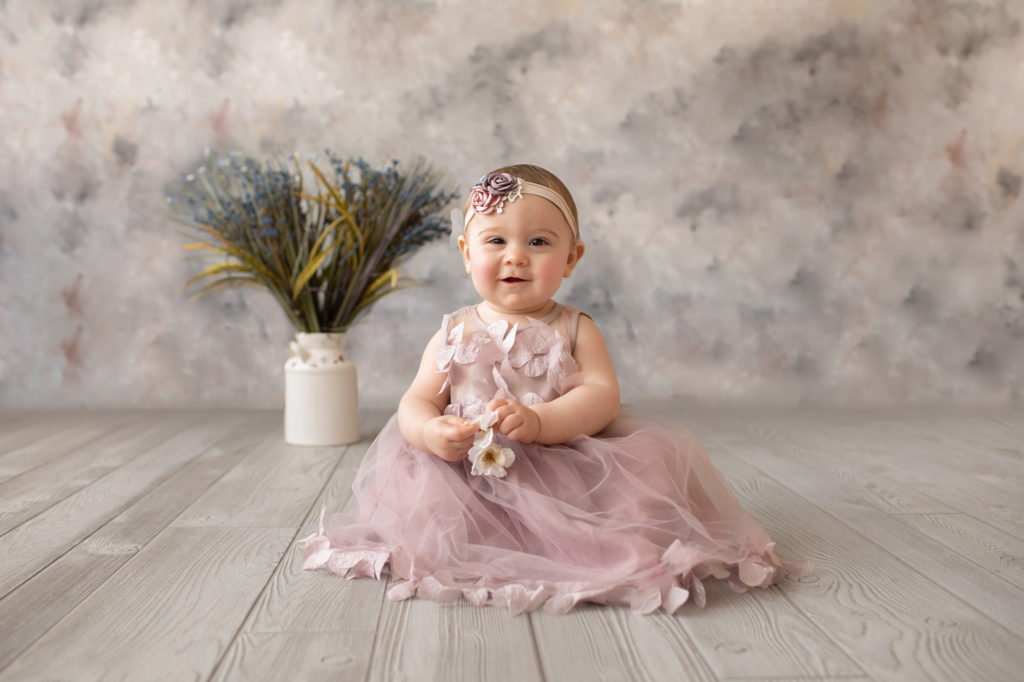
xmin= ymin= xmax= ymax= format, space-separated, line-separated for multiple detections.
xmin=284 ymin=332 xmax=360 ymax=446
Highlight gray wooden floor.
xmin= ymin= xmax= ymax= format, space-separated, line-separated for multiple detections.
xmin=0 ymin=407 xmax=1022 ymax=681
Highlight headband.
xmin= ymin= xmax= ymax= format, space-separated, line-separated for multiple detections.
xmin=461 ymin=172 xmax=579 ymax=240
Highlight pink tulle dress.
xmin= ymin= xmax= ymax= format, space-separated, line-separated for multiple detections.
xmin=300 ymin=303 xmax=799 ymax=615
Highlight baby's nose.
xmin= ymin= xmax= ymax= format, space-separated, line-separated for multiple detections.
xmin=504 ymin=246 xmax=527 ymax=264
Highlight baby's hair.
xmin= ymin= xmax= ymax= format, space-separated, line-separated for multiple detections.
xmin=465 ymin=164 xmax=580 ymax=237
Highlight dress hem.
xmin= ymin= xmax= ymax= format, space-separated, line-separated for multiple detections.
xmin=298 ymin=506 xmax=804 ymax=616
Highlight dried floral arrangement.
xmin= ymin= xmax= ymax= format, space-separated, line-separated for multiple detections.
xmin=170 ymin=150 xmax=457 ymax=333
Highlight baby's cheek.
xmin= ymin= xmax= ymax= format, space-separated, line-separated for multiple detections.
xmin=541 ymin=259 xmax=569 ymax=280
xmin=471 ymin=254 xmax=500 ymax=277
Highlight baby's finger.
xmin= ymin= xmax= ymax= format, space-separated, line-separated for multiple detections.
xmin=457 ymin=420 xmax=479 ymax=438
xmin=446 ymin=414 xmax=471 ymax=427
xmin=506 ymin=416 xmax=533 ymax=440
xmin=498 ymin=412 xmax=522 ymax=435
xmin=487 ymin=397 xmax=510 ymax=412
xmin=491 ymin=404 xmax=509 ymax=425
xmin=443 ymin=422 xmax=469 ymax=440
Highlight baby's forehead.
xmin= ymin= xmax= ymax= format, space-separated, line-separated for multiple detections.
xmin=468 ymin=195 xmax=575 ymax=237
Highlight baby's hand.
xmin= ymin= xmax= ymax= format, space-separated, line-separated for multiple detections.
xmin=422 ymin=415 xmax=477 ymax=462
xmin=487 ymin=398 xmax=541 ymax=443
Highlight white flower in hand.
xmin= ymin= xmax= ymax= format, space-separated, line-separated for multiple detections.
xmin=472 ymin=409 xmax=499 ymax=431
xmin=467 ymin=425 xmax=516 ymax=478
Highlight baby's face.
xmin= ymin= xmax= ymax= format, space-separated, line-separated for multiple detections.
xmin=459 ymin=194 xmax=583 ymax=318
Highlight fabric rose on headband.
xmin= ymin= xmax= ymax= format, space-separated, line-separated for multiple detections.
xmin=469 ymin=185 xmax=501 ymax=215
xmin=482 ymin=172 xmax=519 ymax=196
xmin=470 ymin=172 xmax=524 ymax=216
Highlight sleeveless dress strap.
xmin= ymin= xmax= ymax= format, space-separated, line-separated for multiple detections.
xmin=563 ymin=305 xmax=585 ymax=353
xmin=441 ymin=305 xmax=476 ymax=334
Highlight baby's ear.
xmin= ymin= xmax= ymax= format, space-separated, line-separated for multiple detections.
xmin=457 ymin=235 xmax=472 ymax=273
xmin=564 ymin=241 xmax=585 ymax=277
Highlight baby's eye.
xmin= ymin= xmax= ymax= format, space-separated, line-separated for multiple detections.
xmin=486 ymin=237 xmax=506 ymax=245
xmin=529 ymin=238 xmax=549 ymax=246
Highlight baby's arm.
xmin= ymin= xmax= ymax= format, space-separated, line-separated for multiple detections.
xmin=397 ymin=329 xmax=478 ymax=461
xmin=491 ymin=315 xmax=620 ymax=444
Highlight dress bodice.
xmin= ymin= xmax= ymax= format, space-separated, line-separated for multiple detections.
xmin=438 ymin=303 xmax=583 ymax=419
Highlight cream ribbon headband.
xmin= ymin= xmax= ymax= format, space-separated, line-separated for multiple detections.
xmin=455 ymin=172 xmax=579 ymax=241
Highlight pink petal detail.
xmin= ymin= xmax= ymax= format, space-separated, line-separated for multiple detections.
xmin=663 ymin=585 xmax=691 ymax=614
xmin=463 ymin=587 xmax=490 ymax=607
xmin=302 ymin=539 xmax=332 ymax=570
xmin=387 ymin=580 xmax=418 ymax=601
xmin=691 ymin=575 xmax=707 ymax=608
xmin=492 ymin=366 xmax=514 ymax=400
xmin=419 ymin=576 xmax=462 ymax=603
xmin=634 ymin=586 xmax=663 ymax=615
xmin=447 ymin=321 xmax=465 ymax=344
xmin=500 ymin=323 xmax=518 ymax=353
xmin=436 ymin=346 xmax=456 ymax=372
xmin=487 ymin=319 xmax=509 ymax=342
xmin=453 ymin=339 xmax=480 ymax=364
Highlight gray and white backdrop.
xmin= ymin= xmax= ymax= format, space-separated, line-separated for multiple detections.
xmin=2 ymin=0 xmax=1022 ymax=410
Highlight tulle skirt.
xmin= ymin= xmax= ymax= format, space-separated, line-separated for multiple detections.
xmin=300 ymin=415 xmax=802 ymax=615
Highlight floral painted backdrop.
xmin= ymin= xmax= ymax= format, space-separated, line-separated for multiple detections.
xmin=1 ymin=0 xmax=1022 ymax=408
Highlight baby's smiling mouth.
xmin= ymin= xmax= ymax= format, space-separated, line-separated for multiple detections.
xmin=502 ymin=277 xmax=527 ymax=283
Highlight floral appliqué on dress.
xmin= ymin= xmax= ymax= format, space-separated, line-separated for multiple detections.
xmin=437 ymin=312 xmax=583 ymax=420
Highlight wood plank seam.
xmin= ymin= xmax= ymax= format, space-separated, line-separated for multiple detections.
xmin=987 ymin=416 xmax=1014 ymax=429
xmin=0 ymin=419 xmax=191 ymax=537
xmin=0 ymin=420 xmax=277 ymax=673
xmin=204 ymin=444 xmax=352 ymax=682
xmin=0 ymin=415 xmax=252 ymax=601
xmin=947 ymin=499 xmax=1024 ymax=546
xmin=896 ymin=514 xmax=1024 ymax=594
xmin=772 ymin=581 xmax=872 ymax=680
xmin=360 ymin=571 xmax=399 ymax=682
xmin=0 ymin=417 xmax=136 ymax=487
xmin=708 ymin=433 xmax=1024 ymax=643
xmin=525 ymin=615 xmax=548 ymax=682
xmin=755 ymin=421 xmax=1024 ymax=540
xmin=706 ymin=445 xmax=1023 ymax=679
xmin=716 ymin=671 xmax=868 ymax=675
xmin=0 ymin=420 xmax=135 ymax=479
xmin=739 ymin=421 xmax=1024 ymax=587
